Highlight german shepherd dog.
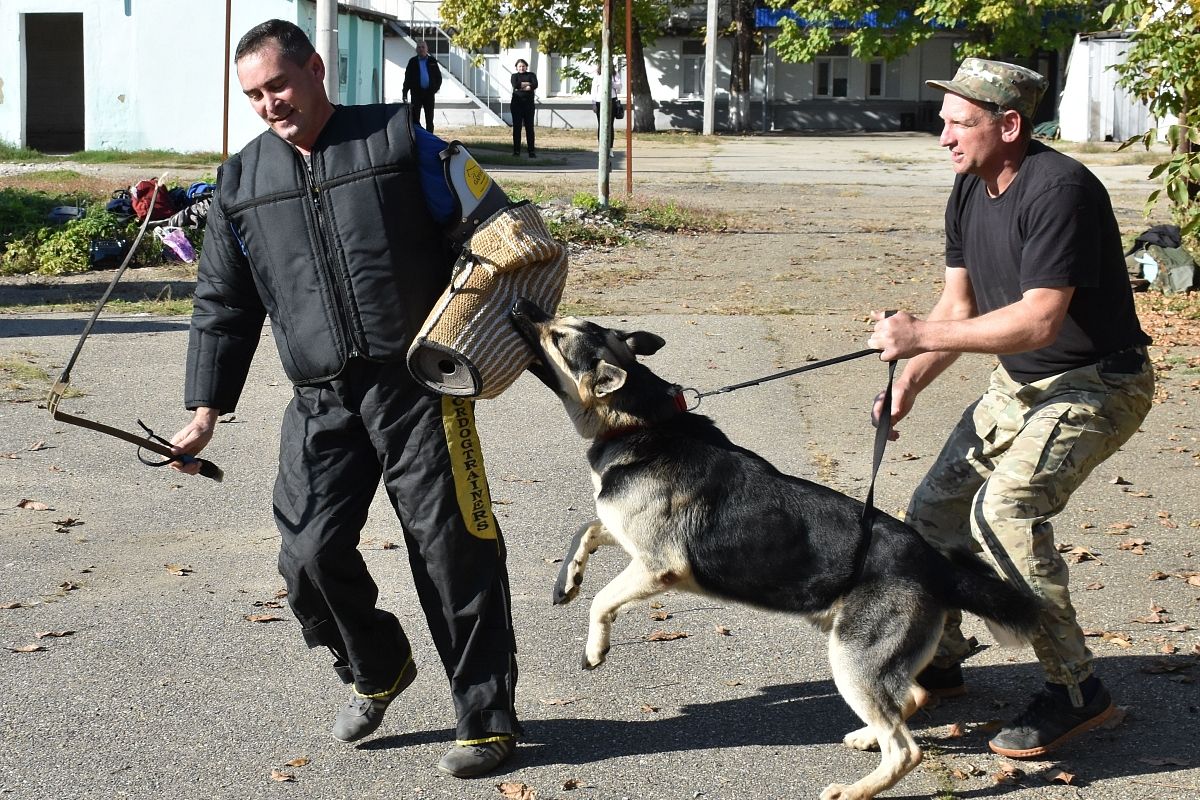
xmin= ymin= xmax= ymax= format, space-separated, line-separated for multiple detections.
xmin=509 ymin=299 xmax=1043 ymax=800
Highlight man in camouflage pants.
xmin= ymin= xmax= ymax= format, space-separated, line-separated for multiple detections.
xmin=868 ymin=58 xmax=1154 ymax=759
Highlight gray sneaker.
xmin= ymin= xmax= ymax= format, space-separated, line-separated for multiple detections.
xmin=330 ymin=660 xmax=417 ymax=743
xmin=436 ymin=737 xmax=515 ymax=778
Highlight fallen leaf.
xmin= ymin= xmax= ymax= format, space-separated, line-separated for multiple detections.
xmin=1160 ymin=642 xmax=1177 ymax=654
xmin=1109 ymin=475 xmax=1131 ymax=485
xmin=1 ymin=601 xmax=25 ymax=610
xmin=1107 ymin=521 xmax=1136 ymax=531
xmin=59 ymin=581 xmax=79 ymax=592
xmin=380 ymin=540 xmax=398 ymax=550
xmin=992 ymin=763 xmax=1025 ymax=784
xmin=269 ymin=769 xmax=295 ymax=782
xmin=1117 ymin=537 xmax=1149 ymax=554
xmin=1064 ymin=546 xmax=1100 ymax=564
xmin=16 ymin=499 xmax=50 ymax=511
xmin=1085 ymin=582 xmax=1104 ymax=590
xmin=497 ymin=781 xmax=536 ymax=800
xmin=6 ymin=644 xmax=46 ymax=653
xmin=714 ymin=625 xmax=731 ymax=636
xmin=164 ymin=564 xmax=193 ymax=576
xmin=648 ymin=601 xmax=663 ymax=609
xmin=284 ymin=757 xmax=309 ymax=767
xmin=1042 ymin=768 xmax=1075 ymax=784
xmin=538 ymin=696 xmax=582 ymax=706
xmin=562 ymin=777 xmax=583 ymax=790
xmin=639 ymin=704 xmax=660 ymax=713
xmin=34 ymin=630 xmax=74 ymax=639
xmin=27 ymin=440 xmax=47 ymax=451
xmin=646 ymin=630 xmax=688 ymax=642
xmin=273 ymin=588 xmax=289 ymax=599
xmin=1140 ymin=659 xmax=1191 ymax=674
xmin=52 ymin=517 xmax=81 ymax=528
xmin=1148 ymin=571 xmax=1170 ymax=581
xmin=1166 ymin=624 xmax=1193 ymax=633
xmin=252 ymin=600 xmax=283 ymax=609
xmin=1133 ymin=609 xmax=1172 ymax=624
xmin=648 ymin=610 xmax=671 ymax=621
xmin=244 ymin=614 xmax=283 ymax=623
xmin=946 ymin=722 xmax=965 ymax=738
xmin=1187 ymin=575 xmax=1200 ymax=588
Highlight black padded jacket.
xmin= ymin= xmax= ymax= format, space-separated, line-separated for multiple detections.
xmin=185 ymin=104 xmax=452 ymax=412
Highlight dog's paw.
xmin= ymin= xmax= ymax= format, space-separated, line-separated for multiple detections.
xmin=581 ymin=644 xmax=609 ymax=670
xmin=842 ymin=727 xmax=879 ymax=751
xmin=819 ymin=783 xmax=863 ymax=800
xmin=551 ymin=582 xmax=579 ymax=605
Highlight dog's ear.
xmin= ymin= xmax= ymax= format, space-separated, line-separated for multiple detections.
xmin=592 ymin=360 xmax=628 ymax=397
xmin=624 ymin=331 xmax=665 ymax=357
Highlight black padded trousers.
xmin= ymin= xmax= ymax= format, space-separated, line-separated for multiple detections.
xmin=273 ymin=359 xmax=520 ymax=742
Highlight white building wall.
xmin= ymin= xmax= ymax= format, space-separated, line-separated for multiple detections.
xmin=0 ymin=0 xmax=390 ymax=154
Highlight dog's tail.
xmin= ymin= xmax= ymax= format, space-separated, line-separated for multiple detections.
xmin=941 ymin=549 xmax=1043 ymax=646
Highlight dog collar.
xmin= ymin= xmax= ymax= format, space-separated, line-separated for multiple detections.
xmin=597 ymin=387 xmax=688 ymax=442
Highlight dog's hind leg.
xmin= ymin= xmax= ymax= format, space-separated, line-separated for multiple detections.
xmin=820 ymin=591 xmax=938 ymax=799
xmin=553 ymin=519 xmax=615 ymax=605
xmin=583 ymin=560 xmax=684 ymax=669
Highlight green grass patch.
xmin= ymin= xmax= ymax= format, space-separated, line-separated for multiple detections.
xmin=0 ymin=298 xmax=195 ymax=316
xmin=548 ymin=217 xmax=630 ymax=248
xmin=0 ymin=359 xmax=50 ymax=383
xmin=0 ymin=141 xmax=47 ymax=161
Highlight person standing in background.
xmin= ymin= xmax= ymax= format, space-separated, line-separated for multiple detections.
xmin=403 ymin=41 xmax=442 ymax=132
xmin=590 ymin=62 xmax=622 ymax=155
xmin=510 ymin=59 xmax=537 ymax=158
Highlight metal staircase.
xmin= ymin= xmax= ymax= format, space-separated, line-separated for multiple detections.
xmin=393 ymin=9 xmax=508 ymax=125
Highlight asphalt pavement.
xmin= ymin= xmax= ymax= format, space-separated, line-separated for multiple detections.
xmin=1 ymin=136 xmax=1197 ymax=800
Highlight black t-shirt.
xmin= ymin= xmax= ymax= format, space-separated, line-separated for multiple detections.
xmin=945 ymin=140 xmax=1149 ymax=382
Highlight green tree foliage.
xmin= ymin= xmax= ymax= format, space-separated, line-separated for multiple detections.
xmin=1104 ymin=0 xmax=1200 ymax=245
xmin=767 ymin=0 xmax=1096 ymax=62
xmin=440 ymin=0 xmax=669 ymax=61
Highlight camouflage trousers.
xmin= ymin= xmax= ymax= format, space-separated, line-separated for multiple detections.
xmin=908 ymin=352 xmax=1154 ymax=691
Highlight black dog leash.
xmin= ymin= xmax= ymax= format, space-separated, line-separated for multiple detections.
xmin=681 ymin=317 xmax=898 ymax=582
xmin=46 ymin=176 xmax=224 ymax=482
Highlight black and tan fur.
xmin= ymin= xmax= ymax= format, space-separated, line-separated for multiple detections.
xmin=510 ymin=299 xmax=1042 ymax=800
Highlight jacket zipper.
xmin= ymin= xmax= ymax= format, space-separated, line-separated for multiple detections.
xmin=304 ymin=152 xmax=363 ymax=361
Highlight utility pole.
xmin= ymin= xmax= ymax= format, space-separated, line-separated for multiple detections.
xmin=316 ymin=0 xmax=339 ymax=101
xmin=598 ymin=0 xmax=613 ymax=207
xmin=702 ymin=0 xmax=717 ymax=135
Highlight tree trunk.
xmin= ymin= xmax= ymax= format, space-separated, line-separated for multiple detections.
xmin=629 ymin=19 xmax=655 ymax=133
xmin=729 ymin=0 xmax=755 ymax=132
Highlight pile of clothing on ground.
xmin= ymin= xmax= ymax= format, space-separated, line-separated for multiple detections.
xmin=1125 ymin=224 xmax=1197 ymax=294
xmin=95 ymin=179 xmax=215 ymax=267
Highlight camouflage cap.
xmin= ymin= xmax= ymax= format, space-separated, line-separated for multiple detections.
xmin=926 ymin=58 xmax=1048 ymax=119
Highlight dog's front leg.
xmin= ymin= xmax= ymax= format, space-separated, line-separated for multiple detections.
xmin=552 ymin=519 xmax=614 ymax=605
xmin=583 ymin=560 xmax=667 ymax=669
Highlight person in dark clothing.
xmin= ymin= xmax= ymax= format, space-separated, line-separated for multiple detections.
xmin=868 ymin=59 xmax=1153 ymax=761
xmin=403 ymin=41 xmax=442 ymax=132
xmin=169 ymin=19 xmax=523 ymax=779
xmin=509 ymin=59 xmax=537 ymax=158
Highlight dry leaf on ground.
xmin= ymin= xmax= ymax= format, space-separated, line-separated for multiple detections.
xmin=714 ymin=625 xmax=731 ymax=636
xmin=646 ymin=630 xmax=688 ymax=641
xmin=34 ymin=630 xmax=74 ymax=639
xmin=269 ymin=768 xmax=295 ymax=782
xmin=164 ymin=564 xmax=193 ymax=576
xmin=16 ymin=499 xmax=50 ymax=511
xmin=1042 ymin=768 xmax=1075 ymax=784
xmin=245 ymin=614 xmax=283 ymax=623
xmin=497 ymin=781 xmax=536 ymax=800
xmin=6 ymin=644 xmax=46 ymax=653
xmin=284 ymin=757 xmax=309 ymax=767
xmin=538 ymin=696 xmax=582 ymax=706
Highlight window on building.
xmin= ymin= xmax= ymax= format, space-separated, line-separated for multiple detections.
xmin=339 ymin=52 xmax=348 ymax=87
xmin=867 ymin=59 xmax=903 ymax=98
xmin=816 ymin=55 xmax=848 ymax=97
xmin=549 ymin=54 xmax=579 ymax=97
xmin=682 ymin=40 xmax=705 ymax=98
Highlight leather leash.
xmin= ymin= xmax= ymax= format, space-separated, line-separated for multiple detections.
xmin=45 ymin=175 xmax=224 ymax=482
xmin=681 ymin=316 xmax=898 ymax=582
